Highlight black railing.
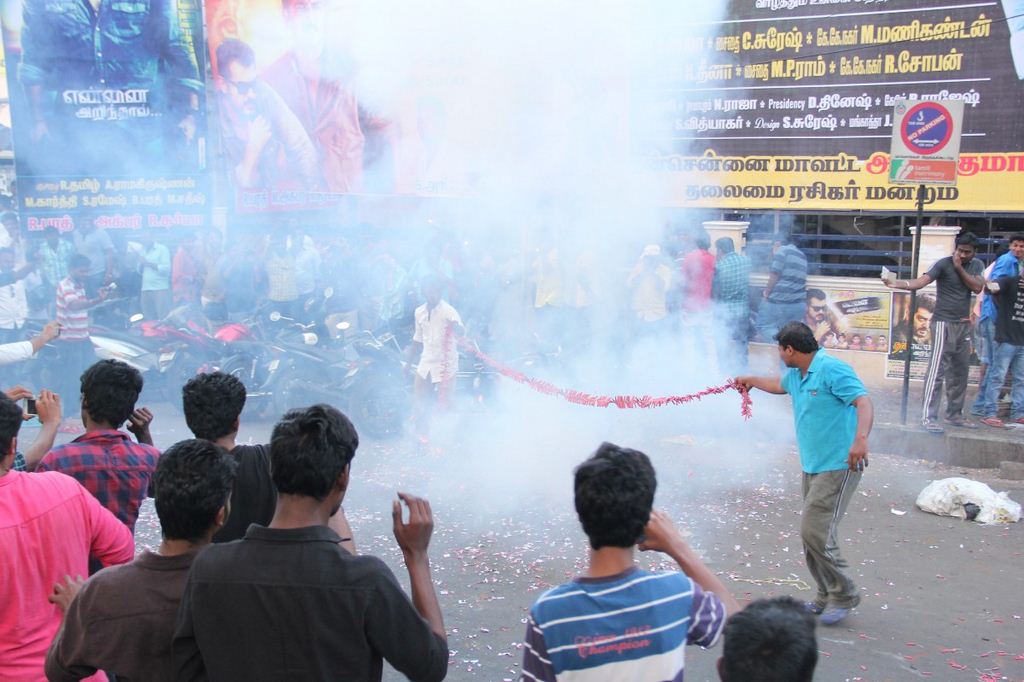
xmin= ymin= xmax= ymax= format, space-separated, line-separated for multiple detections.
xmin=748 ymin=232 xmax=1005 ymax=278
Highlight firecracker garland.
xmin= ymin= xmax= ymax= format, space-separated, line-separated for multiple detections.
xmin=442 ymin=326 xmax=753 ymax=418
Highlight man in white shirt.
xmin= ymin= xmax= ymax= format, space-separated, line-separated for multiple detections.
xmin=135 ymin=231 xmax=173 ymax=321
xmin=406 ymin=277 xmax=463 ymax=440
xmin=0 ymin=248 xmax=30 ymax=344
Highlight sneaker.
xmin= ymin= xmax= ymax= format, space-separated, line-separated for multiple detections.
xmin=945 ymin=418 xmax=979 ymax=429
xmin=922 ymin=421 xmax=944 ymax=434
xmin=804 ymin=601 xmax=825 ymax=615
xmin=819 ymin=607 xmax=852 ymax=626
xmin=981 ymin=417 xmax=1007 ymax=428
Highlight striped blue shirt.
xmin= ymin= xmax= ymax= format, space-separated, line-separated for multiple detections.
xmin=767 ymin=244 xmax=808 ymax=305
xmin=521 ymin=567 xmax=725 ymax=681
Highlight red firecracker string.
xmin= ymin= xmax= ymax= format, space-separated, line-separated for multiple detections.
xmin=448 ymin=331 xmax=752 ymax=419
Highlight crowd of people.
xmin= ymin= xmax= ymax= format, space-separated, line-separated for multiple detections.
xmin=1 ymin=342 xmax=839 ymax=681
xmin=885 ymin=231 xmax=1024 ymax=431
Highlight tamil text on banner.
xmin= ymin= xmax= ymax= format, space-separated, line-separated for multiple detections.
xmin=634 ymin=0 xmax=1024 ymax=211
xmin=0 ymin=0 xmax=211 ymax=231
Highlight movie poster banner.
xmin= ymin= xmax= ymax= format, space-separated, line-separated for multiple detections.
xmin=203 ymin=0 xmax=479 ymax=212
xmin=0 ymin=0 xmax=211 ymax=231
xmin=806 ymin=285 xmax=891 ymax=353
xmin=634 ymin=0 xmax=1024 ymax=211
xmin=886 ymin=291 xmax=981 ymax=382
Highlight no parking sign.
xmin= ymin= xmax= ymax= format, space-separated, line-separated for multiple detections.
xmin=889 ymin=99 xmax=964 ymax=185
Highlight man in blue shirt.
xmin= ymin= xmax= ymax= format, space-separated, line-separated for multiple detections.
xmin=520 ymin=443 xmax=738 ymax=681
xmin=738 ymin=321 xmax=874 ymax=626
xmin=971 ymin=233 xmax=1024 ymax=418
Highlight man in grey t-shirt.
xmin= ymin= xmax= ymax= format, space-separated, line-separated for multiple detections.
xmin=884 ymin=232 xmax=985 ymax=432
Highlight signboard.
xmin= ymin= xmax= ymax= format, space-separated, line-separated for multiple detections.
xmin=635 ymin=0 xmax=1024 ymax=211
xmin=0 ymin=0 xmax=212 ymax=231
xmin=204 ymin=0 xmax=485 ymax=212
xmin=806 ymin=286 xmax=892 ymax=353
xmin=751 ymin=283 xmax=891 ymax=350
xmin=889 ymin=99 xmax=963 ymax=184
xmin=886 ymin=291 xmax=981 ymax=381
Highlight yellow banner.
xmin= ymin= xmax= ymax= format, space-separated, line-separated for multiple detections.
xmin=649 ymin=150 xmax=1024 ymax=211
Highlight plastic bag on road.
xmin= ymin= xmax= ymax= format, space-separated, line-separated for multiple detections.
xmin=916 ymin=478 xmax=1021 ymax=524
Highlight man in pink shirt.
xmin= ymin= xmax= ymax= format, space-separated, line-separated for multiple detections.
xmin=0 ymin=392 xmax=133 ymax=681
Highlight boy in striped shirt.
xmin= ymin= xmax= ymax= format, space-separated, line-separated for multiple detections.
xmin=55 ymin=255 xmax=109 ymax=404
xmin=521 ymin=443 xmax=738 ymax=681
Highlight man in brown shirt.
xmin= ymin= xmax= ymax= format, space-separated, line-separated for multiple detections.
xmin=45 ymin=439 xmax=236 ymax=682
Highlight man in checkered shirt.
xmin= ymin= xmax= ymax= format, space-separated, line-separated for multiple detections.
xmin=36 ymin=360 xmax=159 ymax=543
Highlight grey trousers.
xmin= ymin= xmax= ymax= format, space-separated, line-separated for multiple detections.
xmin=802 ymin=469 xmax=862 ymax=609
xmin=922 ymin=320 xmax=972 ymax=424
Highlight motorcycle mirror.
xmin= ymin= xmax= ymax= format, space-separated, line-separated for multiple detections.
xmin=323 ymin=287 xmax=334 ymax=299
xmin=302 ymin=332 xmax=319 ymax=346
xmin=336 ymin=321 xmax=351 ymax=331
xmin=269 ymin=311 xmax=282 ymax=322
xmin=129 ymin=313 xmax=144 ymax=324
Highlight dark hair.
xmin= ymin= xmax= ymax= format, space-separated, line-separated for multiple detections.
xmin=955 ymin=231 xmax=979 ymax=248
xmin=0 ymin=394 xmax=23 ymax=457
xmin=270 ymin=404 xmax=359 ymax=501
xmin=574 ymin=443 xmax=656 ymax=550
xmin=44 ymin=227 xmax=60 ymax=238
xmin=217 ymin=38 xmax=255 ymax=73
xmin=1008 ymin=233 xmax=1024 ymax=245
xmin=715 ymin=237 xmax=735 ymax=256
xmin=720 ymin=597 xmax=818 ymax=682
xmin=183 ymin=372 xmax=247 ymax=441
xmin=0 ymin=211 xmax=17 ymax=225
xmin=917 ymin=293 xmax=936 ymax=313
xmin=153 ymin=439 xmax=237 ymax=542
xmin=695 ymin=230 xmax=711 ymax=251
xmin=69 ymin=254 xmax=90 ymax=270
xmin=806 ymin=288 xmax=826 ymax=301
xmin=80 ymin=359 xmax=144 ymax=427
xmin=774 ymin=322 xmax=818 ymax=354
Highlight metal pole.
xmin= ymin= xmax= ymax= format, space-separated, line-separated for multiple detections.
xmin=900 ymin=183 xmax=927 ymax=424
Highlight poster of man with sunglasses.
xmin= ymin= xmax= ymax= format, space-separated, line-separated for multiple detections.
xmin=805 ymin=287 xmax=891 ymax=353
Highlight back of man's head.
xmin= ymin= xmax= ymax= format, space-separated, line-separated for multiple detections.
xmin=719 ymin=597 xmax=818 ymax=682
xmin=81 ymin=359 xmax=144 ymax=428
xmin=0 ymin=394 xmax=23 ymax=458
xmin=270 ymin=404 xmax=359 ymax=501
xmin=715 ymin=237 xmax=735 ymax=256
xmin=182 ymin=372 xmax=247 ymax=442
xmin=574 ymin=443 xmax=656 ymax=550
xmin=774 ymin=321 xmax=819 ymax=354
xmin=153 ymin=439 xmax=237 ymax=543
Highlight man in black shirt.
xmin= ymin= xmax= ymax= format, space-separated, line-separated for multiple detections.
xmin=182 ymin=372 xmax=277 ymax=544
xmin=977 ymin=272 xmax=1024 ymax=428
xmin=173 ymin=404 xmax=448 ymax=682
xmin=885 ymin=232 xmax=985 ymax=433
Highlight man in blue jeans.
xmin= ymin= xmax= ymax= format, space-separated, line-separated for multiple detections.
xmin=978 ymin=270 xmax=1024 ymax=428
xmin=756 ymin=233 xmax=807 ymax=341
xmin=972 ymin=234 xmax=1024 ymax=418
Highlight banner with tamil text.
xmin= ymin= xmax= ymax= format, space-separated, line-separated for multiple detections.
xmin=0 ymin=0 xmax=212 ymax=231
xmin=634 ymin=0 xmax=1024 ymax=211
